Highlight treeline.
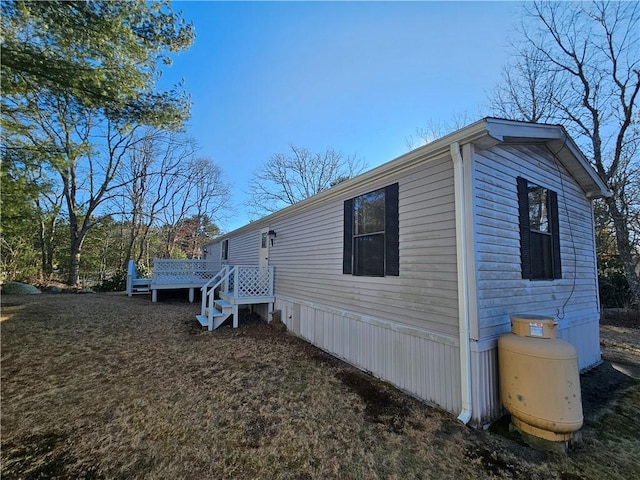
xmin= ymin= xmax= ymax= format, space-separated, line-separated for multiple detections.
xmin=1 ymin=128 xmax=227 ymax=286
xmin=1 ymin=212 xmax=219 ymax=289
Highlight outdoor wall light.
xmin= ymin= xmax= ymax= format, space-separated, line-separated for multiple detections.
xmin=268 ymin=230 xmax=277 ymax=246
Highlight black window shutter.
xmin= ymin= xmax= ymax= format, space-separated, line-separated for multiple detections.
xmin=343 ymin=199 xmax=353 ymax=274
xmin=549 ymin=190 xmax=562 ymax=279
xmin=517 ymin=177 xmax=532 ymax=279
xmin=385 ymin=183 xmax=400 ymax=276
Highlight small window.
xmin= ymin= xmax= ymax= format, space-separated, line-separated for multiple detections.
xmin=221 ymin=239 xmax=229 ymax=260
xmin=343 ymin=183 xmax=399 ymax=277
xmin=517 ymin=177 xmax=561 ymax=280
xmin=261 ymin=232 xmax=268 ymax=249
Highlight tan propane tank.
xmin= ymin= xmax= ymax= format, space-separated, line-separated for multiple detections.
xmin=498 ymin=315 xmax=583 ymax=444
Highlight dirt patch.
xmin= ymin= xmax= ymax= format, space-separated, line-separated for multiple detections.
xmin=1 ymin=431 xmax=102 ymax=480
xmin=464 ymin=444 xmax=530 ymax=478
xmin=580 ymin=361 xmax=638 ymax=420
xmin=243 ymin=415 xmax=279 ymax=448
xmin=337 ymin=370 xmax=412 ymax=433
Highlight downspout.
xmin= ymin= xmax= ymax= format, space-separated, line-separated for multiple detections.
xmin=451 ymin=142 xmax=473 ymax=425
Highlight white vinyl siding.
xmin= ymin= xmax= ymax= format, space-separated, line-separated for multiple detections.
xmin=227 ymin=230 xmax=260 ymax=266
xmin=205 ymin=242 xmax=220 ymax=262
xmin=472 ymin=144 xmax=599 ymax=341
xmin=268 ymin=155 xmax=459 ymax=337
xmin=222 ymin=155 xmax=461 ymax=415
xmin=217 ymin=129 xmax=603 ymax=423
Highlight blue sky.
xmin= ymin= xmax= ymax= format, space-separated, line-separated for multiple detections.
xmin=162 ymin=1 xmax=523 ymax=232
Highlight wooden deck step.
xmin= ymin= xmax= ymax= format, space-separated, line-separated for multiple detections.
xmin=196 ymin=313 xmax=222 ymax=327
xmin=196 ymin=312 xmax=230 ymax=331
xmin=214 ymin=299 xmax=232 ymax=309
xmin=203 ymin=308 xmax=224 ymax=318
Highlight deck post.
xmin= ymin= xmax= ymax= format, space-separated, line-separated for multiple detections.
xmin=152 ymin=289 xmax=157 ymax=302
xmin=222 ymin=266 xmax=229 ymax=294
xmin=232 ymin=304 xmax=239 ymax=328
xmin=233 ymin=268 xmax=239 ymax=296
xmin=189 ymin=288 xmax=194 ymax=303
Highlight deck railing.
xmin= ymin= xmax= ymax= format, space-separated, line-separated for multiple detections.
xmin=152 ymin=259 xmax=221 ymax=285
xmin=221 ymin=266 xmax=274 ymax=297
xmin=200 ymin=266 xmax=233 ymax=318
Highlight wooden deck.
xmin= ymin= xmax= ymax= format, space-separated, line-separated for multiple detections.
xmin=149 ymin=259 xmax=221 ymax=302
xmin=127 ymin=260 xmax=275 ymax=330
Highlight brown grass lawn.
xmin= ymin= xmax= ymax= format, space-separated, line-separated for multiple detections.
xmin=1 ymin=292 xmax=639 ymax=479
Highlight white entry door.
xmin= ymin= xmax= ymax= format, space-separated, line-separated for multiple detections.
xmin=259 ymin=227 xmax=270 ymax=268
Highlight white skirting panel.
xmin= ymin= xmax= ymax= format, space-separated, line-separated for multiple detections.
xmin=275 ymin=295 xmax=462 ymax=415
xmin=470 ymin=338 xmax=502 ymax=427
xmin=557 ymin=315 xmax=602 ymax=370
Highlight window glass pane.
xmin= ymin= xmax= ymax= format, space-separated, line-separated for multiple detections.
xmin=261 ymin=233 xmax=267 ymax=248
xmin=530 ymin=231 xmax=553 ymax=279
xmin=528 ymin=185 xmax=549 ymax=232
xmin=354 ymin=233 xmax=384 ymax=276
xmin=354 ymin=189 xmax=385 ymax=235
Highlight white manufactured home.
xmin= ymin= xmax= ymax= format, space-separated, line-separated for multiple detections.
xmin=204 ymin=118 xmax=610 ymax=426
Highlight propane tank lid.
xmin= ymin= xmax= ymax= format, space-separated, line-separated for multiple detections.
xmin=510 ymin=314 xmax=557 ymax=339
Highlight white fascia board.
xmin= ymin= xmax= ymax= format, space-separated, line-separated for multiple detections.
xmin=484 ymin=117 xmax=562 ymax=143
xmin=552 ymin=137 xmax=611 ymax=199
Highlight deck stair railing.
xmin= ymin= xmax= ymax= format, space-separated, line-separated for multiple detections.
xmin=198 ymin=266 xmax=237 ymax=331
xmin=197 ymin=265 xmax=274 ymax=331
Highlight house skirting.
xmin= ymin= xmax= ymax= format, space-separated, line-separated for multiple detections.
xmin=274 ymin=294 xmax=462 ymax=416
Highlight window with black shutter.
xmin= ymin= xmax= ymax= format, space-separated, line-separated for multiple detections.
xmin=517 ymin=177 xmax=561 ymax=280
xmin=343 ymin=183 xmax=399 ymax=277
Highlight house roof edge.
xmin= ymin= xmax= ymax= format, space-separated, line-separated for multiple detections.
xmin=213 ymin=118 xmax=610 ymax=243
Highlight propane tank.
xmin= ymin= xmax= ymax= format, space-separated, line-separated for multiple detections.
xmin=498 ymin=314 xmax=583 ymax=444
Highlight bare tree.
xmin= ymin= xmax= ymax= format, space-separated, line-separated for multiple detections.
xmin=32 ymin=165 xmax=64 ymax=282
xmin=113 ymin=130 xmax=198 ymax=267
xmin=160 ymin=157 xmax=230 ymax=258
xmin=405 ymin=112 xmax=475 ymax=150
xmin=489 ymin=47 xmax=562 ymax=123
xmin=247 ymin=144 xmax=367 ymax=217
xmin=487 ymin=1 xmax=640 ymax=304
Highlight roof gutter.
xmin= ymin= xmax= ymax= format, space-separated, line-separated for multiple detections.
xmin=451 ymin=141 xmax=473 ymax=425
